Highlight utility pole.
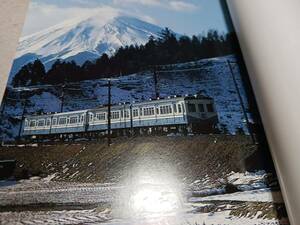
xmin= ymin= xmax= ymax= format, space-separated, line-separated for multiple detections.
xmin=227 ymin=60 xmax=255 ymax=144
xmin=18 ymin=99 xmax=27 ymax=140
xmin=60 ymin=84 xmax=66 ymax=113
xmin=107 ymin=78 xmax=111 ymax=146
xmin=123 ymin=104 xmax=127 ymax=129
xmin=153 ymin=66 xmax=159 ymax=99
xmin=130 ymin=104 xmax=133 ymax=136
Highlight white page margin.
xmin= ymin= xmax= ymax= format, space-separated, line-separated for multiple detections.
xmin=0 ymin=0 xmax=29 ymax=102
xmin=227 ymin=1 xmax=300 ymax=224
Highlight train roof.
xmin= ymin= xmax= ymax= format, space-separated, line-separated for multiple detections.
xmin=131 ymin=95 xmax=212 ymax=106
xmin=24 ymin=109 xmax=88 ymax=119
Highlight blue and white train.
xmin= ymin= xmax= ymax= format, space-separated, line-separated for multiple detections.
xmin=22 ymin=95 xmax=218 ymax=140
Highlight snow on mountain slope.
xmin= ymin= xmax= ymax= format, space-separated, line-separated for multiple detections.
xmin=9 ymin=14 xmax=163 ymax=79
xmin=1 ymin=55 xmax=251 ymax=140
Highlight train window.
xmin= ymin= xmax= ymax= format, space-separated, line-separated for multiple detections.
xmin=52 ymin=118 xmax=57 ymax=125
xmin=46 ymin=119 xmax=51 ymax=126
xmin=89 ymin=113 xmax=93 ymax=121
xmin=139 ymin=108 xmax=143 ymax=116
xmin=143 ymin=107 xmax=155 ymax=116
xmin=178 ymin=104 xmax=182 ymax=113
xmin=58 ymin=117 xmax=67 ymax=125
xmin=206 ymin=103 xmax=214 ymax=112
xmin=29 ymin=120 xmax=36 ymax=127
xmin=133 ymin=109 xmax=139 ymax=117
xmin=80 ymin=115 xmax=85 ymax=123
xmin=173 ymin=104 xmax=177 ymax=113
xmin=160 ymin=105 xmax=172 ymax=114
xmin=188 ymin=104 xmax=196 ymax=112
xmin=120 ymin=110 xmax=124 ymax=118
xmin=125 ymin=110 xmax=130 ymax=118
xmin=37 ymin=119 xmax=45 ymax=127
xmin=69 ymin=116 xmax=78 ymax=124
xmin=96 ymin=113 xmax=106 ymax=120
xmin=112 ymin=111 xmax=120 ymax=119
xmin=198 ymin=104 xmax=205 ymax=112
xmin=168 ymin=105 xmax=173 ymax=114
xmin=156 ymin=107 xmax=159 ymax=115
xmin=182 ymin=103 xmax=185 ymax=113
xmin=169 ymin=105 xmax=173 ymax=114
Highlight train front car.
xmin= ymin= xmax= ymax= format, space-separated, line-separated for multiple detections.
xmin=183 ymin=95 xmax=218 ymax=133
xmin=129 ymin=95 xmax=218 ymax=135
xmin=131 ymin=97 xmax=187 ymax=135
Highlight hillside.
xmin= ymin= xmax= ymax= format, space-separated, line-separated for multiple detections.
xmin=0 ymin=135 xmax=258 ymax=183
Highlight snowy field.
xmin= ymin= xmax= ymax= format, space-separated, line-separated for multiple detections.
xmin=0 ymin=209 xmax=283 ymax=225
xmin=1 ymin=55 xmax=251 ymax=140
xmin=0 ymin=171 xmax=289 ymax=225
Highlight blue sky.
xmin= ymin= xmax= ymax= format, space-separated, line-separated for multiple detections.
xmin=22 ymin=0 xmax=229 ymax=36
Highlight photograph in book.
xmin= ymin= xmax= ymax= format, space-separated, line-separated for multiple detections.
xmin=0 ymin=0 xmax=290 ymax=224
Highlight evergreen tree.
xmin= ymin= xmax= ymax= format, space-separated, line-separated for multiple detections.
xmin=12 ymin=59 xmax=45 ymax=86
xmin=12 ymin=64 xmax=31 ymax=86
xmin=31 ymin=59 xmax=46 ymax=85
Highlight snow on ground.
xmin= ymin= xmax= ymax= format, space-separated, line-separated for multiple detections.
xmin=0 ymin=172 xmax=279 ymax=206
xmin=29 ymin=92 xmax=61 ymax=113
xmin=227 ymin=171 xmax=268 ymax=185
xmin=0 ymin=208 xmax=112 ymax=225
xmin=1 ymin=55 xmax=251 ymax=140
xmin=226 ymin=170 xmax=269 ymax=191
xmin=190 ymin=188 xmax=283 ymax=203
xmin=0 ymin=195 xmax=283 ymax=225
xmin=0 ymin=188 xmax=283 ymax=225
xmin=0 ymin=170 xmax=288 ymax=225
xmin=102 ymin=211 xmax=281 ymax=225
xmin=188 ymin=170 xmax=271 ymax=196
xmin=0 ymin=181 xmax=119 ymax=206
xmin=0 ymin=211 xmax=282 ymax=225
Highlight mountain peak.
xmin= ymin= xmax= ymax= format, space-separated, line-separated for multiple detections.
xmin=11 ymin=14 xmax=163 ymax=79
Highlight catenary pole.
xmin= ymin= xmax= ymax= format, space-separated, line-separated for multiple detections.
xmin=60 ymin=84 xmax=65 ymax=113
xmin=18 ymin=98 xmax=27 ymax=140
xmin=130 ymin=104 xmax=133 ymax=136
xmin=227 ymin=60 xmax=255 ymax=143
xmin=153 ymin=67 xmax=159 ymax=99
xmin=107 ymin=78 xmax=111 ymax=146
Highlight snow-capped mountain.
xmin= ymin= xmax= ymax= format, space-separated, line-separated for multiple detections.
xmin=10 ymin=14 xmax=163 ymax=79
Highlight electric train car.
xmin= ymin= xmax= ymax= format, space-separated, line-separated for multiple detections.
xmin=22 ymin=95 xmax=218 ymax=140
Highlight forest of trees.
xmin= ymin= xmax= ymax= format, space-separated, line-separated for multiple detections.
xmin=12 ymin=28 xmax=239 ymax=87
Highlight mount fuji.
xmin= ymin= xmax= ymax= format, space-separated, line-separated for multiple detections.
xmin=9 ymin=14 xmax=164 ymax=80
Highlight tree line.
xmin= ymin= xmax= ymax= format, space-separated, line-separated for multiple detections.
xmin=12 ymin=28 xmax=239 ymax=86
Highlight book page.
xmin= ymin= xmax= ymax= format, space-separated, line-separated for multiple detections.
xmin=227 ymin=1 xmax=300 ymax=224
xmin=0 ymin=1 xmax=290 ymax=224
xmin=0 ymin=0 xmax=29 ymax=102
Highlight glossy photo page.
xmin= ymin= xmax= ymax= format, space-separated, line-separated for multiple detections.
xmin=0 ymin=1 xmax=290 ymax=224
